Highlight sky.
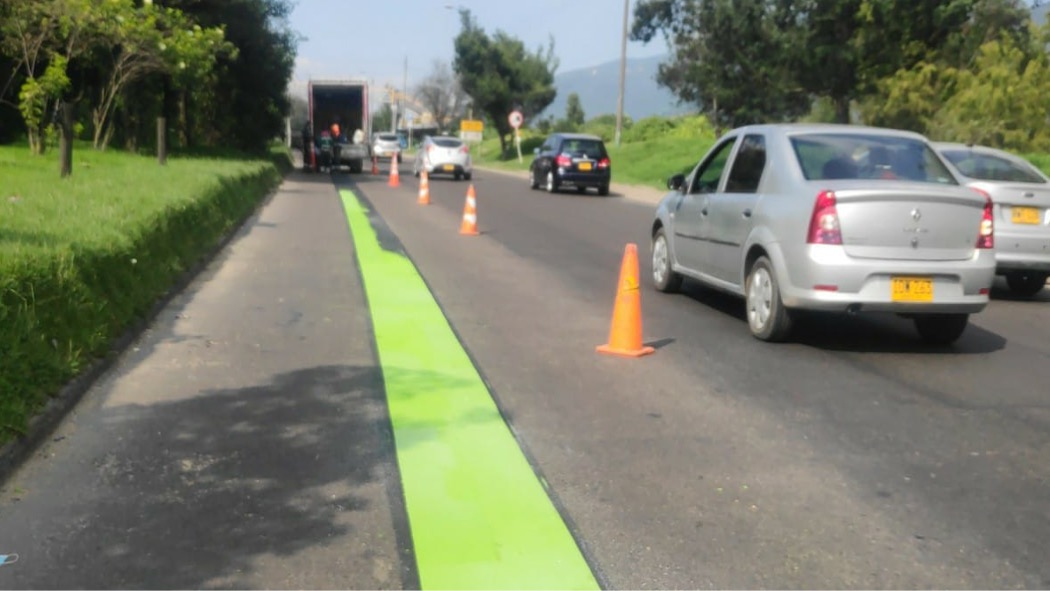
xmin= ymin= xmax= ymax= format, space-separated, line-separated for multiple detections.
xmin=286 ymin=0 xmax=668 ymax=106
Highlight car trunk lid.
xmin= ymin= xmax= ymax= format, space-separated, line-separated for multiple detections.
xmin=832 ymin=184 xmax=985 ymax=261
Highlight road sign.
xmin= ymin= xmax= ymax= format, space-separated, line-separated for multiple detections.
xmin=460 ymin=119 xmax=484 ymax=133
xmin=461 ymin=131 xmax=483 ymax=143
xmin=508 ymin=110 xmax=523 ymax=129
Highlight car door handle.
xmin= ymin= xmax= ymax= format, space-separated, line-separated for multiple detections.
xmin=742 ymin=209 xmax=752 ymax=218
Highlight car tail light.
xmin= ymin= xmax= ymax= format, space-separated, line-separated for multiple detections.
xmin=426 ymin=145 xmax=433 ymax=153
xmin=555 ymin=154 xmax=572 ymax=168
xmin=460 ymin=145 xmax=470 ymax=154
xmin=598 ymin=157 xmax=610 ymax=169
xmin=973 ymin=188 xmax=994 ymax=249
xmin=807 ymin=190 xmax=842 ymax=245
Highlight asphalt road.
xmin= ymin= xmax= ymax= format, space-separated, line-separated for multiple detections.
xmin=2 ymin=160 xmax=1049 ymax=589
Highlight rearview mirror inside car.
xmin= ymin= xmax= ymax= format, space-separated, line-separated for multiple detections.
xmin=667 ymin=173 xmax=686 ymax=191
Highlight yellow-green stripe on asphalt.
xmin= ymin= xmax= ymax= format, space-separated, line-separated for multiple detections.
xmin=340 ymin=190 xmax=600 ymax=590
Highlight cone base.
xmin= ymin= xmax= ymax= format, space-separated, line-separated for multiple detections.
xmin=459 ymin=228 xmax=479 ymax=235
xmin=596 ymin=343 xmax=655 ymax=358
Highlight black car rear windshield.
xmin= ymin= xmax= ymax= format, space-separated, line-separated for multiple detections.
xmin=940 ymin=150 xmax=1046 ymax=183
xmin=432 ymin=138 xmax=462 ymax=148
xmin=376 ymin=134 xmax=398 ymax=142
xmin=560 ymin=139 xmax=606 ymax=159
xmin=791 ymin=133 xmax=957 ymax=185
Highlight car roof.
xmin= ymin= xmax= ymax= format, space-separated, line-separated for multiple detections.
xmin=730 ymin=122 xmax=929 ymax=141
xmin=552 ymin=132 xmax=604 ymax=142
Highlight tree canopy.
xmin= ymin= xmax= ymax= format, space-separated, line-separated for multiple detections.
xmin=453 ymin=8 xmax=558 ymax=156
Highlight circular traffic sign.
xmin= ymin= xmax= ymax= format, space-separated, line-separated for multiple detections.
xmin=508 ymin=110 xmax=523 ymax=129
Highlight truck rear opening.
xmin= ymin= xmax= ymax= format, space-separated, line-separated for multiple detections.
xmin=307 ymin=80 xmax=370 ymax=173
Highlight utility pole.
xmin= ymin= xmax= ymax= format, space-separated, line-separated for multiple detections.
xmin=403 ymin=56 xmax=410 ymax=149
xmin=614 ymin=0 xmax=629 ymax=147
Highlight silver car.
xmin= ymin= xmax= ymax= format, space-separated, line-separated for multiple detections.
xmin=651 ymin=123 xmax=996 ymax=345
xmin=413 ymin=135 xmax=473 ymax=181
xmin=933 ymin=142 xmax=1050 ymax=297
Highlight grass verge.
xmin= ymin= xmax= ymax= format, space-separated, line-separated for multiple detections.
xmin=0 ymin=144 xmax=288 ymax=445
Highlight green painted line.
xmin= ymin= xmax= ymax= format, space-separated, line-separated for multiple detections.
xmin=339 ymin=190 xmax=600 ymax=590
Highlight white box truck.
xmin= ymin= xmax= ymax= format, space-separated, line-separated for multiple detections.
xmin=306 ymin=79 xmax=370 ymax=173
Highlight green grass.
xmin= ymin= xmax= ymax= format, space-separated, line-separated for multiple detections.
xmin=0 ymin=143 xmax=286 ymax=444
xmin=470 ymin=132 xmax=714 ymax=190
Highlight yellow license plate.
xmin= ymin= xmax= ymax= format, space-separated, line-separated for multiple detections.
xmin=578 ymin=162 xmax=592 ymax=171
xmin=1011 ymin=206 xmax=1042 ymax=224
xmin=891 ymin=277 xmax=934 ymax=302
xmin=443 ymin=164 xmax=455 ymax=171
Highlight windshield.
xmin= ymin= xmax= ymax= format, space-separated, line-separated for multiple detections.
xmin=940 ymin=149 xmax=1047 ymax=184
xmin=433 ymin=138 xmax=462 ymax=148
xmin=375 ymin=134 xmax=398 ymax=142
xmin=791 ymin=133 xmax=957 ymax=185
xmin=560 ymin=139 xmax=606 ymax=159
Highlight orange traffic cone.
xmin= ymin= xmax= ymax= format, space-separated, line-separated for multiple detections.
xmin=418 ymin=170 xmax=431 ymax=205
xmin=371 ymin=155 xmax=379 ymax=175
xmin=597 ymin=243 xmax=655 ymax=358
xmin=459 ymin=184 xmax=479 ymax=235
xmin=388 ymin=156 xmax=400 ymax=188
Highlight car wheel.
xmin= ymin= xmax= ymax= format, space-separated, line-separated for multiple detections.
xmin=913 ymin=313 xmax=969 ymax=345
xmin=745 ymin=256 xmax=793 ymax=342
xmin=529 ymin=169 xmax=538 ymax=189
xmin=651 ymin=227 xmax=683 ymax=293
xmin=464 ymin=172 xmax=472 ymax=181
xmin=598 ymin=184 xmax=610 ymax=196
xmin=545 ymin=170 xmax=559 ymax=193
xmin=1005 ymin=271 xmax=1048 ymax=297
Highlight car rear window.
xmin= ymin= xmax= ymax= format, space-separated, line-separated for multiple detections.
xmin=376 ymin=134 xmax=398 ymax=142
xmin=560 ymin=139 xmax=606 ymax=159
xmin=940 ymin=150 xmax=1046 ymax=183
xmin=791 ymin=133 xmax=957 ymax=185
xmin=433 ymin=138 xmax=462 ymax=148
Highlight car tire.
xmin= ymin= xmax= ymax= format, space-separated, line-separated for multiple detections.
xmin=545 ymin=170 xmax=559 ymax=193
xmin=745 ymin=256 xmax=793 ymax=342
xmin=598 ymin=184 xmax=610 ymax=196
xmin=464 ymin=172 xmax=472 ymax=181
xmin=913 ymin=313 xmax=969 ymax=345
xmin=528 ymin=168 xmax=539 ymax=189
xmin=1005 ymin=271 xmax=1048 ymax=297
xmin=651 ymin=227 xmax=683 ymax=293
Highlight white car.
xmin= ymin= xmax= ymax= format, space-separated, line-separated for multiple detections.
xmin=371 ymin=132 xmax=401 ymax=161
xmin=413 ymin=136 xmax=473 ymax=181
xmin=934 ymin=142 xmax=1050 ymax=297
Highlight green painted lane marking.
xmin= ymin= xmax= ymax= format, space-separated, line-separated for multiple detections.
xmin=339 ymin=190 xmax=600 ymax=590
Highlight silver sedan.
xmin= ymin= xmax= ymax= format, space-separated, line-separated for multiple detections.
xmin=933 ymin=142 xmax=1050 ymax=298
xmin=651 ymin=123 xmax=997 ymax=345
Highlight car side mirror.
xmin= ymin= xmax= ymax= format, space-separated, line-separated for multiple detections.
xmin=667 ymin=173 xmax=686 ymax=191
xmin=533 ymin=147 xmax=540 ymax=155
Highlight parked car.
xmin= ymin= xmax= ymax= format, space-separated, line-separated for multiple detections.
xmin=413 ymin=135 xmax=473 ymax=180
xmin=651 ymin=123 xmax=997 ymax=345
xmin=529 ymin=133 xmax=611 ymax=195
xmin=932 ymin=142 xmax=1050 ymax=297
xmin=372 ymin=132 xmax=401 ymax=162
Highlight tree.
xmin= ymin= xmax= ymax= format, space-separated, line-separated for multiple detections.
xmin=372 ymin=102 xmax=393 ymax=134
xmin=630 ymin=0 xmax=810 ymax=128
xmin=0 ymin=0 xmax=107 ymax=153
xmin=453 ymin=9 xmax=558 ymax=157
xmin=415 ymin=59 xmax=468 ymax=134
xmin=564 ymin=92 xmax=585 ymax=130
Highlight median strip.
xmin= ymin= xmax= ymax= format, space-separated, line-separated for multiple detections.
xmin=339 ymin=189 xmax=600 ymax=590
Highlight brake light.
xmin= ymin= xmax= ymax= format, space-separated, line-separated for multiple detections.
xmin=460 ymin=145 xmax=470 ymax=154
xmin=974 ymin=188 xmax=994 ymax=249
xmin=426 ymin=145 xmax=433 ymax=153
xmin=555 ymin=154 xmax=572 ymax=168
xmin=598 ymin=157 xmax=610 ymax=169
xmin=807 ymin=190 xmax=842 ymax=245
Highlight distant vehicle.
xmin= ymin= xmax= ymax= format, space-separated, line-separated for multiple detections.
xmin=651 ymin=123 xmax=996 ymax=345
xmin=372 ymin=132 xmax=401 ymax=162
xmin=933 ymin=142 xmax=1050 ymax=297
xmin=413 ymin=135 xmax=473 ymax=181
xmin=307 ymin=79 xmax=370 ymax=173
xmin=529 ymin=133 xmax=611 ymax=195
